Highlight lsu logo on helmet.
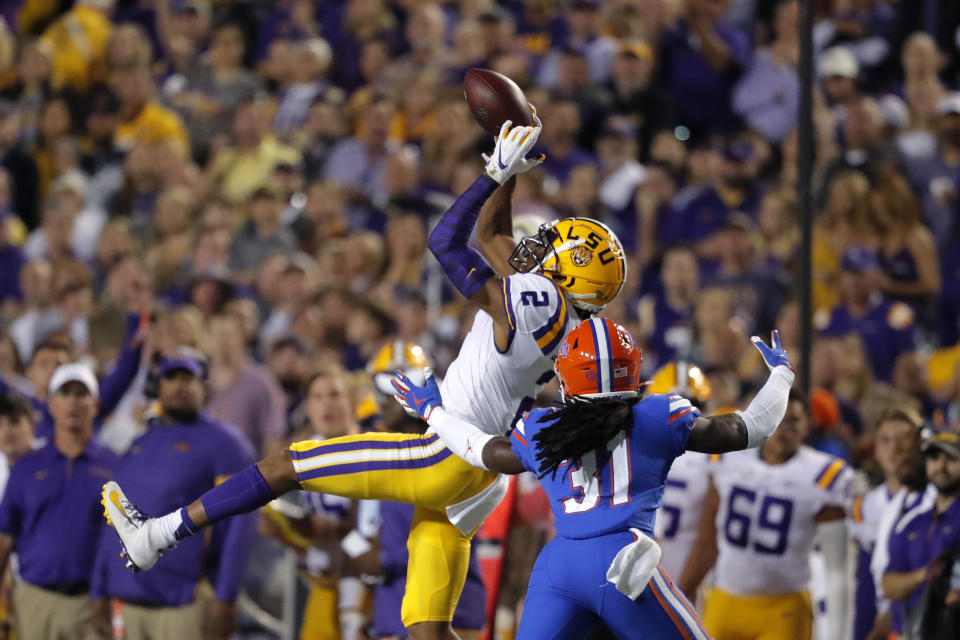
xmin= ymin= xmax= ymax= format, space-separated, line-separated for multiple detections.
xmin=508 ymin=218 xmax=627 ymax=313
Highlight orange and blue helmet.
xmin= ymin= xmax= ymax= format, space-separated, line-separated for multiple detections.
xmin=555 ymin=318 xmax=642 ymax=400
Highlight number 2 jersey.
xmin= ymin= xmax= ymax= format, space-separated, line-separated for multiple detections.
xmin=710 ymin=446 xmax=852 ymax=596
xmin=508 ymin=393 xmax=701 ymax=540
xmin=440 ymin=272 xmax=577 ymax=436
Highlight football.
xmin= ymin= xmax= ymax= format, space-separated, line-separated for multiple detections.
xmin=464 ymin=68 xmax=534 ymax=134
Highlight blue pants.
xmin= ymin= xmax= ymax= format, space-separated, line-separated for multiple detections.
xmin=516 ymin=531 xmax=711 ymax=639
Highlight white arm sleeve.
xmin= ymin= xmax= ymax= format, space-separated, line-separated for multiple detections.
xmin=817 ymin=519 xmax=849 ymax=640
xmin=736 ymin=366 xmax=795 ymax=448
xmin=427 ymin=407 xmax=497 ymax=471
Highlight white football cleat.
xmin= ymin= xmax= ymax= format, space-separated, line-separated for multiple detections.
xmin=101 ymin=481 xmax=163 ymax=572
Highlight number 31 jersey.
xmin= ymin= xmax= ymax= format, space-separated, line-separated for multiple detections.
xmin=711 ymin=446 xmax=852 ymax=596
xmin=440 ymin=272 xmax=577 ymax=436
xmin=509 ymin=393 xmax=700 ymax=540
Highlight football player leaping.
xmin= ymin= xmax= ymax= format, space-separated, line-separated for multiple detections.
xmin=102 ymin=110 xmax=629 ymax=640
xmin=392 ymin=320 xmax=796 ymax=639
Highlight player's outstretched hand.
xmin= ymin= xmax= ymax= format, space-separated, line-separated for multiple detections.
xmin=750 ymin=330 xmax=793 ymax=373
xmin=483 ymin=115 xmax=544 ymax=184
xmin=392 ymin=367 xmax=443 ymax=421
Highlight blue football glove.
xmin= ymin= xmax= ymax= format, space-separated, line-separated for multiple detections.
xmin=750 ymin=330 xmax=793 ymax=373
xmin=392 ymin=367 xmax=442 ymax=421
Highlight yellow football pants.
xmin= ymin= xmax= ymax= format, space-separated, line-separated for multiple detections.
xmin=289 ymin=432 xmax=497 ymax=626
xmin=703 ymin=588 xmax=812 ymax=640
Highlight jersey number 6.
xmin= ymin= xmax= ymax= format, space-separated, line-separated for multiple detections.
xmin=724 ymin=485 xmax=794 ymax=555
xmin=563 ymin=436 xmax=632 ymax=514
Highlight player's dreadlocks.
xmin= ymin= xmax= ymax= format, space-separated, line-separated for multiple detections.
xmin=532 ymin=395 xmax=641 ymax=479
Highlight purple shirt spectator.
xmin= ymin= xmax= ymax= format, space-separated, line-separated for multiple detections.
xmin=884 ymin=494 xmax=960 ymax=632
xmin=92 ymin=414 xmax=256 ymax=605
xmin=0 ymin=441 xmax=118 ymax=590
xmin=732 ymin=49 xmax=800 ymax=142
xmin=209 ymin=360 xmax=287 ymax=456
xmin=0 ymin=313 xmax=144 ymax=444
xmin=660 ymin=20 xmax=751 ymax=134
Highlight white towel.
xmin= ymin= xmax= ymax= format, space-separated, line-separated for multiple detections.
xmin=445 ymin=473 xmax=510 ymax=535
xmin=606 ymin=528 xmax=662 ymax=600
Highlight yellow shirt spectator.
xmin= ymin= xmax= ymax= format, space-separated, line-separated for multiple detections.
xmin=210 ymin=136 xmax=301 ymax=202
xmin=37 ymin=3 xmax=111 ymax=92
xmin=114 ymin=101 xmax=190 ymax=158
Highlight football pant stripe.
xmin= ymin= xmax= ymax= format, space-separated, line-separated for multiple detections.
xmin=293 ymin=438 xmax=447 ymax=472
xmin=651 ymin=567 xmax=711 ymax=640
xmin=296 ymin=448 xmax=453 ymax=481
xmin=290 ymin=434 xmax=440 ymax=461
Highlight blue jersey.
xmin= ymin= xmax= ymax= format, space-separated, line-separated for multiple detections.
xmin=510 ymin=393 xmax=700 ymax=540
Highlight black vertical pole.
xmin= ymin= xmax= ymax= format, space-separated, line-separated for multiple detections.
xmin=797 ymin=0 xmax=815 ymax=396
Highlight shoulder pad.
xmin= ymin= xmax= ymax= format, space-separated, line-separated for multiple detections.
xmin=503 ymin=273 xmax=570 ymax=355
xmin=886 ymin=302 xmax=914 ymax=330
xmin=814 ymin=457 xmax=847 ymax=491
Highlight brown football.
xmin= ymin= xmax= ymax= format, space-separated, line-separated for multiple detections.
xmin=464 ymin=68 xmax=534 ymax=134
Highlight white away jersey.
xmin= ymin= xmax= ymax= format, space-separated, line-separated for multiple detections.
xmin=711 ymin=446 xmax=853 ymax=596
xmin=440 ymin=272 xmax=577 ymax=436
xmin=655 ymin=451 xmax=716 ymax=580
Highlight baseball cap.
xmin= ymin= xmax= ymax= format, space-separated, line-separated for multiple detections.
xmin=819 ymin=47 xmax=859 ymax=79
xmin=840 ymin=246 xmax=878 ymax=272
xmin=922 ymin=431 xmax=960 ymax=458
xmin=49 ymin=363 xmax=99 ymax=397
xmin=936 ymin=93 xmax=960 ymax=116
xmin=157 ymin=356 xmax=204 ymax=378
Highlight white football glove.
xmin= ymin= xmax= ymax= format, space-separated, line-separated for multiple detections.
xmin=483 ymin=105 xmax=544 ymax=184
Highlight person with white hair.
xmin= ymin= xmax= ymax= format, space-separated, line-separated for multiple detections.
xmin=273 ymin=37 xmax=334 ymax=137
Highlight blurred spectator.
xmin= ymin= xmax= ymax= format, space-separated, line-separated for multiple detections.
xmin=36 ymin=0 xmax=113 ymax=92
xmin=820 ymin=46 xmax=861 ymax=122
xmin=656 ymin=143 xmax=729 ymax=251
xmin=813 ymin=170 xmax=875 ymax=312
xmin=906 ymin=92 xmax=960 ymax=244
xmin=870 ymin=173 xmax=941 ymax=313
xmin=273 ymin=38 xmax=332 ymax=139
xmin=733 ymin=0 xmax=799 ymax=142
xmin=706 ymin=215 xmax=787 ymax=335
xmin=111 ymin=59 xmax=189 ymax=158
xmin=322 ymin=96 xmax=397 ymax=229
xmin=170 ymin=20 xmax=263 ymax=158
xmin=0 ymin=392 xmax=35 ymax=494
xmin=540 ymin=97 xmax=594 ymax=183
xmin=637 ymin=245 xmax=698 ymax=372
xmin=207 ymin=95 xmax=300 ymax=203
xmin=818 ymin=246 xmax=919 ymax=383
xmin=659 ymin=0 xmax=751 ymax=135
xmin=537 ymin=1 xmax=616 ymax=89
xmin=0 ymin=364 xmax=116 ymax=639
xmin=265 ymin=335 xmax=312 ymax=432
xmin=0 ymin=207 xmax=24 ymax=306
xmin=882 ymin=431 xmax=960 ymax=636
xmin=607 ymin=40 xmax=671 ymax=159
xmin=207 ymin=311 xmax=286 ymax=456
xmin=595 ymin=116 xmax=644 ymax=241
xmin=0 ymin=103 xmax=39 ymax=230
xmin=93 ymin=355 xmax=256 ymax=640
xmin=229 ymin=186 xmax=296 ymax=275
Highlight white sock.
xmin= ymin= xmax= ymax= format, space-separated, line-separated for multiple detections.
xmin=151 ymin=511 xmax=183 ymax=549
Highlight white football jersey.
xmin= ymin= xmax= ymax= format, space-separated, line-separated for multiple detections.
xmin=849 ymin=483 xmax=895 ymax=553
xmin=655 ymin=451 xmax=716 ymax=580
xmin=440 ymin=272 xmax=577 ymax=436
xmin=711 ymin=446 xmax=853 ymax=596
